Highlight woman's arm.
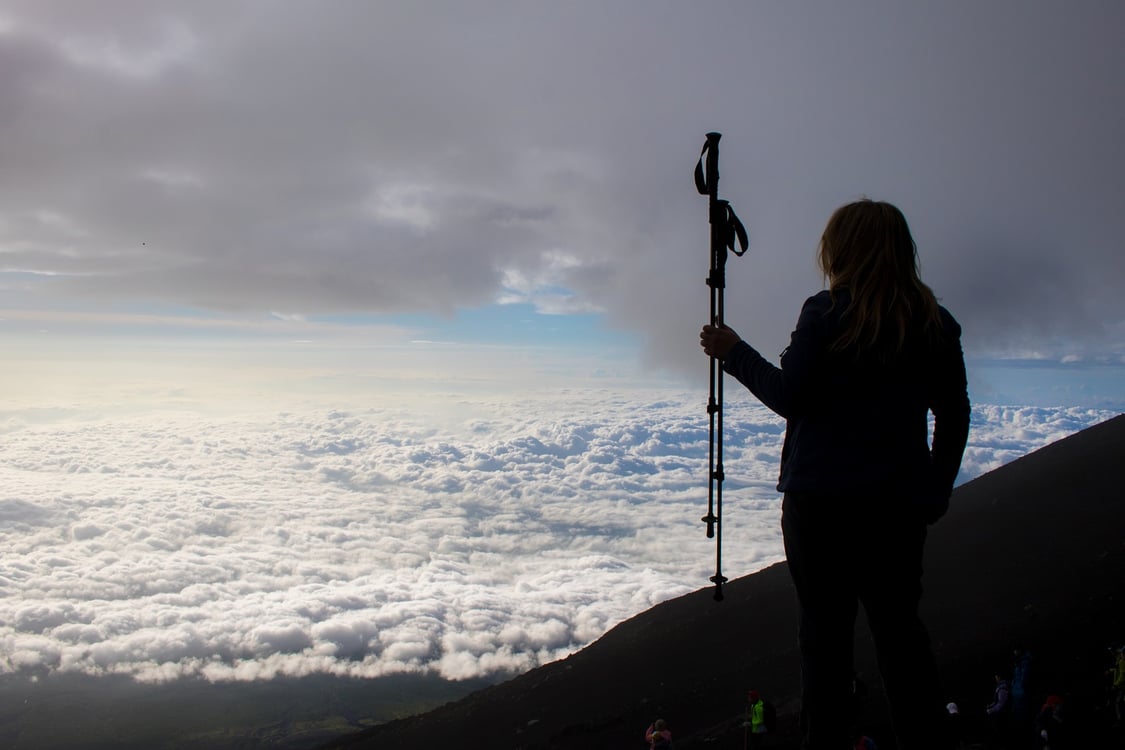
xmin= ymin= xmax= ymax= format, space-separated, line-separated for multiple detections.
xmin=707 ymin=295 xmax=829 ymax=418
xmin=929 ymin=313 xmax=971 ymax=494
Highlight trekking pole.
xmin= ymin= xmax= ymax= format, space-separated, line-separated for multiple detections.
xmin=695 ymin=132 xmax=748 ymax=602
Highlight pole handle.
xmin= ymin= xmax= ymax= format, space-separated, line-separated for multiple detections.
xmin=695 ymin=132 xmax=722 ymax=196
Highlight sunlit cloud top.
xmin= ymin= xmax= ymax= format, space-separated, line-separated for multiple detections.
xmin=0 ymin=394 xmax=1114 ymax=683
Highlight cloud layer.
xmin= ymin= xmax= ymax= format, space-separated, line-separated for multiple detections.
xmin=0 ymin=394 xmax=1113 ymax=683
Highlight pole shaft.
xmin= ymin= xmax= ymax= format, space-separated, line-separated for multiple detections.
xmin=700 ymin=132 xmax=728 ymax=601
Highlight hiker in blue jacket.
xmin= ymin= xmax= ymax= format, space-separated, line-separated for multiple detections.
xmin=1009 ymin=646 xmax=1032 ymax=732
xmin=701 ymin=199 xmax=971 ymax=750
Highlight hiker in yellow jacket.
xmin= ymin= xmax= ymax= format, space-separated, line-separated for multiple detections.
xmin=745 ymin=690 xmax=768 ymax=748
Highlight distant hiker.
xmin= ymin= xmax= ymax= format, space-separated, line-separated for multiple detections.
xmin=744 ymin=689 xmax=770 ymax=748
xmin=986 ymin=673 xmax=1011 ymax=747
xmin=1033 ymin=694 xmax=1065 ymax=749
xmin=986 ymin=673 xmax=1010 ymax=715
xmin=849 ymin=728 xmax=878 ymax=750
xmin=701 ymin=199 xmax=971 ymax=750
xmin=1010 ymin=646 xmax=1033 ymax=731
xmin=1111 ymin=645 xmax=1125 ymax=724
xmin=945 ymin=702 xmax=966 ymax=748
xmin=645 ymin=718 xmax=672 ymax=749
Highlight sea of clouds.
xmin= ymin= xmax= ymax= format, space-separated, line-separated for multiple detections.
xmin=0 ymin=393 xmax=1115 ymax=684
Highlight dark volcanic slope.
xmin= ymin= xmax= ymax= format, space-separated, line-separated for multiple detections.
xmin=324 ymin=414 xmax=1125 ymax=750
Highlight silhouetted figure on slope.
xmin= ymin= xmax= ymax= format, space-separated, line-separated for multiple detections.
xmin=944 ymin=702 xmax=966 ymax=748
xmin=1110 ymin=645 xmax=1125 ymax=725
xmin=850 ymin=727 xmax=878 ymax=750
xmin=1034 ymin=694 xmax=1065 ymax=749
xmin=701 ymin=199 xmax=971 ymax=750
xmin=1009 ymin=645 xmax=1033 ymax=739
xmin=646 ymin=718 xmax=672 ymax=749
xmin=744 ymin=689 xmax=770 ymax=748
xmin=986 ymin=672 xmax=1011 ymax=748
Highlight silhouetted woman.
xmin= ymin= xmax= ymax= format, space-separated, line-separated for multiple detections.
xmin=700 ymin=199 xmax=970 ymax=750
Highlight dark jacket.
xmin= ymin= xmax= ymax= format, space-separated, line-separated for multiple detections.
xmin=987 ymin=679 xmax=1011 ymax=715
xmin=723 ymin=290 xmax=970 ymax=515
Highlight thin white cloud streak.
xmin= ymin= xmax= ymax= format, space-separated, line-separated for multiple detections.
xmin=0 ymin=394 xmax=1114 ymax=684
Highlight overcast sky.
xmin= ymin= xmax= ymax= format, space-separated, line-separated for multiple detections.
xmin=1 ymin=1 xmax=1122 ymax=408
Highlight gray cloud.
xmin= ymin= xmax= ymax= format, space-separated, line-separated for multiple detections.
xmin=0 ymin=2 xmax=1120 ymax=369
xmin=0 ymin=394 xmax=1113 ymax=683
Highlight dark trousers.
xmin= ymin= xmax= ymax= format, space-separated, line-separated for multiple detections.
xmin=782 ymin=491 xmax=946 ymax=750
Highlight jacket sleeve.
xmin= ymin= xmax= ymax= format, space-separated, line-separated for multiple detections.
xmin=722 ymin=295 xmax=828 ymax=418
xmin=929 ymin=311 xmax=971 ymax=496
xmin=987 ymin=684 xmax=1010 ymax=714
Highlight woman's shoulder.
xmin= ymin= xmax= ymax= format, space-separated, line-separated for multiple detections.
xmin=806 ymin=288 xmax=834 ymax=305
xmin=799 ymin=289 xmax=837 ymax=316
xmin=936 ymin=304 xmax=963 ymax=337
xmin=796 ymin=289 xmax=846 ymax=329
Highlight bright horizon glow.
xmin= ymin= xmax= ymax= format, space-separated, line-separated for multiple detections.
xmin=3 ymin=302 xmax=1122 ymax=418
xmin=0 ymin=309 xmax=685 ymax=439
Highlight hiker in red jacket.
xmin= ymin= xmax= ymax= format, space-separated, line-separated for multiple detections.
xmin=1034 ymin=694 xmax=1065 ymax=749
xmin=645 ymin=718 xmax=672 ymax=749
xmin=851 ymin=729 xmax=878 ymax=750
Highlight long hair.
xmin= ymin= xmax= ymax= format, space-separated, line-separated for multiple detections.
xmin=817 ymin=199 xmax=942 ymax=356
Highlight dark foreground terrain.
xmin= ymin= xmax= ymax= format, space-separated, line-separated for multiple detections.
xmin=321 ymin=414 xmax=1125 ymax=749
